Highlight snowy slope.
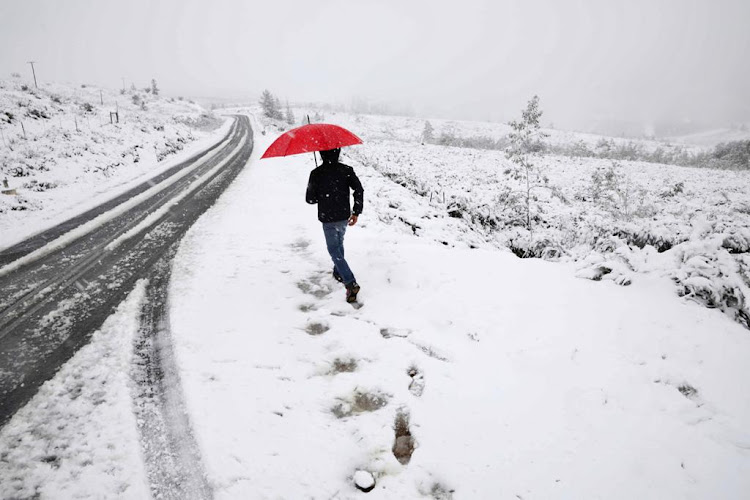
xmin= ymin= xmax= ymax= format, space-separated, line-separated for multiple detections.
xmin=0 ymin=79 xmax=226 ymax=247
xmin=166 ymin=116 xmax=750 ymax=498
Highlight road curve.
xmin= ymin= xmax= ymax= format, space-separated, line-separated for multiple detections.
xmin=0 ymin=115 xmax=254 ymax=427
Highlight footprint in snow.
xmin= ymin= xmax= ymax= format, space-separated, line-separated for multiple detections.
xmin=296 ymin=277 xmax=332 ymax=299
xmin=392 ymin=408 xmax=416 ymax=465
xmin=329 ymin=357 xmax=358 ymax=374
xmin=380 ymin=327 xmax=411 ymax=339
xmin=331 ymin=389 xmax=390 ymax=419
xmin=407 ymin=366 xmax=425 ymax=397
xmin=305 ymin=321 xmax=329 ymax=336
xmin=289 ymin=237 xmax=311 ymax=252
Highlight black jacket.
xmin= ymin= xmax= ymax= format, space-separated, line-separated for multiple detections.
xmin=306 ymin=161 xmax=364 ymax=223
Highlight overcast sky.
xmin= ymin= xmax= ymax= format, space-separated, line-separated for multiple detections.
xmin=1 ymin=0 xmax=749 ymax=130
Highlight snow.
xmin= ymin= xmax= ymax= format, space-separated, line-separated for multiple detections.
xmin=0 ymin=127 xmax=236 ymax=277
xmin=0 ymin=79 xmax=229 ymax=249
xmin=0 ymin=281 xmax=150 ymax=499
xmin=1 ymin=101 xmax=749 ymax=497
xmin=164 ymin=115 xmax=750 ymax=498
xmin=354 ymin=469 xmax=376 ymax=491
xmin=275 ymin=108 xmax=750 ymax=329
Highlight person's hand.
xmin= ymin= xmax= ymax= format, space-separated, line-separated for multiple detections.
xmin=348 ymin=214 xmax=358 ymax=226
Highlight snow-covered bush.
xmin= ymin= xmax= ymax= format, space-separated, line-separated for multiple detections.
xmin=672 ymin=240 xmax=749 ymax=328
xmin=333 ymin=107 xmax=750 ymax=328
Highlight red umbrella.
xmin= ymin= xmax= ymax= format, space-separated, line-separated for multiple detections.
xmin=261 ymin=123 xmax=363 ymax=159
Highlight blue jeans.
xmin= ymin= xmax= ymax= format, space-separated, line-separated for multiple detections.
xmin=322 ymin=220 xmax=355 ymax=285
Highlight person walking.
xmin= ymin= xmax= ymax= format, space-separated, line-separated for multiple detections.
xmin=306 ymin=148 xmax=364 ymax=303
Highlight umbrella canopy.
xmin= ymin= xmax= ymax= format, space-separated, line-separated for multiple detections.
xmin=261 ymin=123 xmax=363 ymax=159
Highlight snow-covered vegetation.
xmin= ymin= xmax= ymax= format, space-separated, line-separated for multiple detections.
xmin=0 ymin=79 xmax=222 ymax=231
xmin=278 ymin=104 xmax=750 ymax=330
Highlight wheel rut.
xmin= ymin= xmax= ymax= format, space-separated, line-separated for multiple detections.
xmin=132 ymin=247 xmax=213 ymax=500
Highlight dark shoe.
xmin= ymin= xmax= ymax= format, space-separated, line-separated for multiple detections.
xmin=345 ymin=282 xmax=360 ymax=303
xmin=332 ymin=268 xmax=344 ymax=283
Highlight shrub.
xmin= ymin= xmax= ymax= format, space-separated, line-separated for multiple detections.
xmin=26 ymin=107 xmax=50 ymax=119
xmin=660 ymin=181 xmax=685 ymax=198
xmin=710 ymin=140 xmax=750 ymax=170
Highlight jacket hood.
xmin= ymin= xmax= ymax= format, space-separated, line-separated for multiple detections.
xmin=320 ymin=148 xmax=341 ymax=164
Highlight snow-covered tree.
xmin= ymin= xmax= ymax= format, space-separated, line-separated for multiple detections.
xmin=285 ymin=101 xmax=295 ymax=125
xmin=422 ymin=121 xmax=434 ymax=144
xmin=259 ymin=90 xmax=284 ymax=120
xmin=505 ymin=95 xmax=549 ymax=234
xmin=151 ymin=79 xmax=159 ymax=96
xmin=272 ymin=96 xmax=283 ymax=120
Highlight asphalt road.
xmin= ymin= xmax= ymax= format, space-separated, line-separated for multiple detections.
xmin=0 ymin=115 xmax=254 ymax=427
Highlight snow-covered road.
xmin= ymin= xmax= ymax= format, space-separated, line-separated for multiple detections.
xmin=0 ymin=115 xmax=253 ymax=427
xmin=167 ymin=120 xmax=750 ymax=498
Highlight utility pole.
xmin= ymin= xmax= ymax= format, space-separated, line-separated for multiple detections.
xmin=100 ymin=89 xmax=104 ymax=105
xmin=121 ymin=77 xmax=126 ymax=91
xmin=27 ymin=61 xmax=38 ymax=88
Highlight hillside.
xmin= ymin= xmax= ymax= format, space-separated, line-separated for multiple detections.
xmin=0 ymin=79 xmax=225 ymax=245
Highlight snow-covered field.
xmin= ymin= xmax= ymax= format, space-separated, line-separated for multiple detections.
xmin=165 ymin=118 xmax=750 ymax=498
xmin=1 ymin=107 xmax=749 ymax=499
xmin=0 ymin=79 xmax=226 ymax=247
xmin=270 ymin=108 xmax=750 ymax=331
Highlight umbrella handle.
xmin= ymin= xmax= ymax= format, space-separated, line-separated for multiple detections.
xmin=307 ymin=116 xmax=318 ymax=167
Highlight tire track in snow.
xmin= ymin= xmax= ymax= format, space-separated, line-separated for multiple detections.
xmin=132 ymin=248 xmax=213 ymax=500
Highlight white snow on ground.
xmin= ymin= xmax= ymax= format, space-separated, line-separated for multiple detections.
xmin=0 ymin=282 xmax=150 ymax=499
xmin=1 ymin=100 xmax=748 ymax=498
xmin=0 ymin=79 xmax=228 ymax=248
xmin=271 ymin=107 xmax=750 ymax=330
xmin=168 ymin=117 xmax=750 ymax=498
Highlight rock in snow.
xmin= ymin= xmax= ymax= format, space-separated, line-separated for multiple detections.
xmin=354 ymin=470 xmax=376 ymax=492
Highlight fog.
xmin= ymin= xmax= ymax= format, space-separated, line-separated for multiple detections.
xmin=1 ymin=0 xmax=749 ymax=135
